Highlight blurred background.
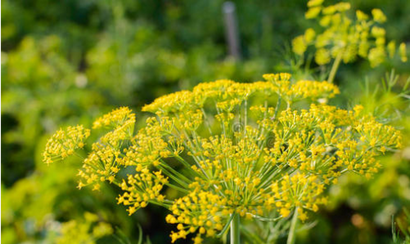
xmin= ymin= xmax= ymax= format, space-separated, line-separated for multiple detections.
xmin=1 ymin=0 xmax=410 ymax=243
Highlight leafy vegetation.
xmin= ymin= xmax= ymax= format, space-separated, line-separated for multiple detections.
xmin=2 ymin=0 xmax=409 ymax=243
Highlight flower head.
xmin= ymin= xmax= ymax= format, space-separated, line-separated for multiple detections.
xmin=292 ymin=1 xmax=407 ymax=67
xmin=44 ymin=73 xmax=402 ymax=243
xmin=43 ymin=125 xmax=90 ymax=164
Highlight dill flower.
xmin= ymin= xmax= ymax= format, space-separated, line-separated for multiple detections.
xmin=371 ymin=8 xmax=387 ymax=23
xmin=93 ymin=106 xmax=135 ymax=129
xmin=55 ymin=212 xmax=113 ymax=244
xmin=78 ymin=107 xmax=136 ymax=191
xmin=292 ymin=0 xmax=408 ymax=72
xmin=43 ymin=125 xmax=90 ymax=165
xmin=399 ymin=43 xmax=408 ymax=62
xmin=44 ymin=73 xmax=402 ymax=243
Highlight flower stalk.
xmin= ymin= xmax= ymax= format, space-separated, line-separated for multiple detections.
xmin=287 ymin=208 xmax=299 ymax=244
xmin=230 ymin=214 xmax=240 ymax=244
xmin=327 ymin=50 xmax=343 ymax=83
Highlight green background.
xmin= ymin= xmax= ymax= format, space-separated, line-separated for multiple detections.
xmin=2 ymin=0 xmax=410 ymax=243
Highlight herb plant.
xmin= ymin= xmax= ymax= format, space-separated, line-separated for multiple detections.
xmin=43 ymin=73 xmax=402 ymax=243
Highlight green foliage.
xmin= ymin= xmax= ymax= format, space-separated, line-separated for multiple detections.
xmin=392 ymin=208 xmax=410 ymax=244
xmin=2 ymin=0 xmax=410 ymax=243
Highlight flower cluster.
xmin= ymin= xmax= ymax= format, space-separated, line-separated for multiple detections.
xmin=43 ymin=125 xmax=90 ymax=165
xmin=166 ymin=192 xmax=227 ymax=243
xmin=118 ymin=168 xmax=168 ymax=215
xmin=92 ymin=106 xmax=135 ymax=129
xmin=267 ymin=173 xmax=326 ymax=220
xmin=293 ymin=0 xmax=408 ymax=67
xmin=44 ymin=73 xmax=402 ymax=243
xmin=290 ymin=80 xmax=339 ymax=100
xmin=55 ymin=212 xmax=113 ymax=244
xmin=77 ymin=107 xmax=136 ymax=191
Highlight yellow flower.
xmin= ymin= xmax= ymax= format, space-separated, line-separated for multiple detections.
xmin=93 ymin=106 xmax=135 ymax=129
xmin=315 ymin=48 xmax=331 ymax=65
xmin=387 ymin=41 xmax=396 ymax=58
xmin=399 ymin=42 xmax=408 ymax=62
xmin=307 ymin=0 xmax=324 ymax=8
xmin=304 ymin=28 xmax=316 ymax=43
xmin=292 ymin=1 xmax=406 ymax=68
xmin=372 ymin=8 xmax=387 ymax=23
xmin=368 ymin=46 xmax=386 ymax=67
xmin=43 ymin=125 xmax=90 ymax=164
xmin=290 ymin=80 xmax=340 ymax=100
xmin=44 ymin=73 xmax=402 ymax=243
xmin=56 ymin=213 xmax=113 ymax=244
xmin=356 ymin=10 xmax=369 ymax=21
xmin=305 ymin=7 xmax=322 ymax=19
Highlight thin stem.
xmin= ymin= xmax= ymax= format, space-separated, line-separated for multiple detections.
xmin=273 ymin=96 xmax=282 ymax=121
xmin=164 ymin=182 xmax=189 ymax=193
xmin=230 ymin=213 xmax=240 ymax=244
xmin=201 ymin=108 xmax=213 ymax=136
xmin=327 ymin=50 xmax=343 ymax=83
xmin=244 ymin=99 xmax=248 ymax=135
xmin=287 ymin=208 xmax=299 ymax=244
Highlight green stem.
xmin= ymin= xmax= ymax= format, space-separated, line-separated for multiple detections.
xmin=272 ymin=96 xmax=282 ymax=121
xmin=327 ymin=50 xmax=343 ymax=83
xmin=244 ymin=99 xmax=248 ymax=136
xmin=287 ymin=208 xmax=299 ymax=244
xmin=230 ymin=213 xmax=240 ymax=244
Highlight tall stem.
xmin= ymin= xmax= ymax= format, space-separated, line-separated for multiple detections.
xmin=327 ymin=51 xmax=343 ymax=83
xmin=230 ymin=213 xmax=240 ymax=244
xmin=287 ymin=208 xmax=298 ymax=244
xmin=272 ymin=96 xmax=282 ymax=121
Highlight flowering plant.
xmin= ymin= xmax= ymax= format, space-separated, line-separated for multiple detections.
xmin=43 ymin=73 xmax=402 ymax=243
xmin=292 ymin=0 xmax=407 ymax=83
